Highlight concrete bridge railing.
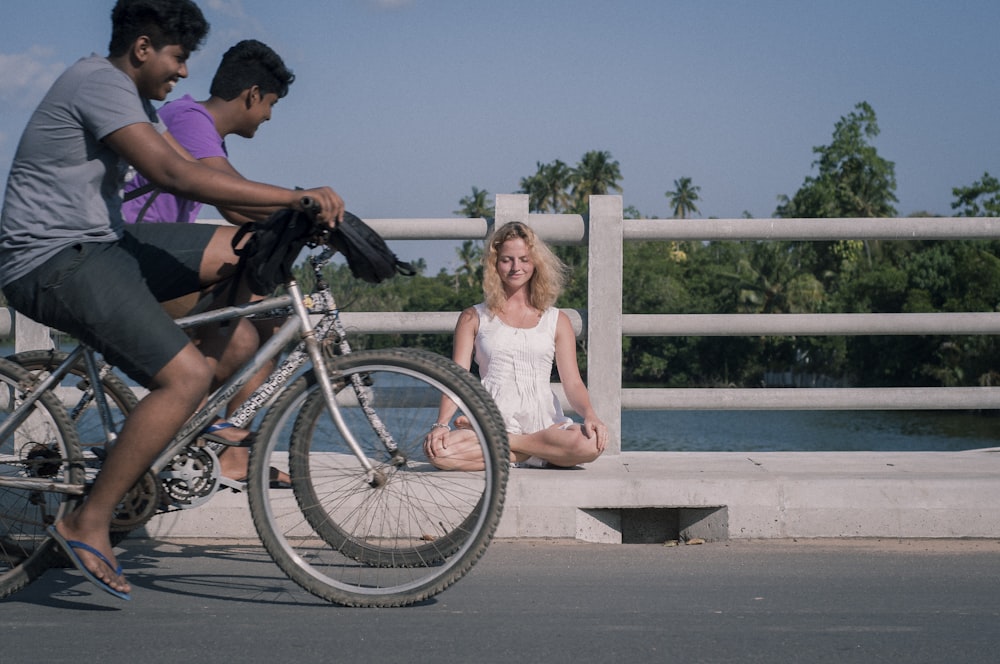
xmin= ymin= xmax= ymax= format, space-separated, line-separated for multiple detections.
xmin=4 ymin=194 xmax=1000 ymax=457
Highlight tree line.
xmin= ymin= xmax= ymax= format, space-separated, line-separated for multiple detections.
xmin=304 ymin=101 xmax=1000 ymax=391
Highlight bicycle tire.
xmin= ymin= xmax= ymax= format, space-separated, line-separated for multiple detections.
xmin=247 ymin=348 xmax=509 ymax=607
xmin=0 ymin=357 xmax=85 ymax=598
xmin=8 ymin=350 xmax=144 ymax=541
xmin=287 ymin=375 xmax=489 ymax=570
xmin=7 ymin=350 xmax=138 ymax=451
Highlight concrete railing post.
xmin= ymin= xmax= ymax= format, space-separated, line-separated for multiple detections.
xmin=587 ymin=195 xmax=624 ymax=455
xmin=494 ymin=193 xmax=529 ymax=227
xmin=14 ymin=312 xmax=53 ymax=352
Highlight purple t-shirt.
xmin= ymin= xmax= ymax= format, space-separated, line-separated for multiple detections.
xmin=121 ymin=94 xmax=226 ymax=223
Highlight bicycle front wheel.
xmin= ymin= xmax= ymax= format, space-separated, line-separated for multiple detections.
xmin=247 ymin=348 xmax=508 ymax=607
xmin=0 ymin=357 xmax=85 ymax=598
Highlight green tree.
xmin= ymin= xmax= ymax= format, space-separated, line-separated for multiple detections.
xmin=570 ymin=150 xmax=622 ymax=212
xmin=520 ymin=160 xmax=573 ymax=213
xmin=518 ymin=168 xmax=546 ymax=213
xmin=455 ymin=186 xmax=494 ymax=219
xmin=775 ymin=101 xmax=897 ymax=219
xmin=454 ymin=240 xmax=483 ymax=289
xmin=665 ymin=176 xmax=701 ymax=219
xmin=723 ymin=242 xmax=825 ymax=315
xmin=776 ymin=101 xmax=898 ymax=280
xmin=951 ymin=172 xmax=1000 ymax=217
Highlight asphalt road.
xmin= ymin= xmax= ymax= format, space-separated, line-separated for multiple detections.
xmin=4 ymin=538 xmax=999 ymax=664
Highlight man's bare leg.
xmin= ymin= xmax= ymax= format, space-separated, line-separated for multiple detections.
xmin=52 ymin=344 xmax=213 ymax=594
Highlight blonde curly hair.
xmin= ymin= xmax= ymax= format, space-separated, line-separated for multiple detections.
xmin=482 ymin=221 xmax=567 ymax=315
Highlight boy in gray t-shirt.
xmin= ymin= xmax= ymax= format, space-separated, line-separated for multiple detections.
xmin=0 ymin=0 xmax=344 ymax=600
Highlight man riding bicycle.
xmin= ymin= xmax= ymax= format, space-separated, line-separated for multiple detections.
xmin=0 ymin=0 xmax=343 ymax=600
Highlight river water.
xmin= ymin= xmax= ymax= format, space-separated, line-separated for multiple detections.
xmin=621 ymin=409 xmax=1000 ymax=452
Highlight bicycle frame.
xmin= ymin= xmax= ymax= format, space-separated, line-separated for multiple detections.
xmin=0 ymin=250 xmax=385 ymax=494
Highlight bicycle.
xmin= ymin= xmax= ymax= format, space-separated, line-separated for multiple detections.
xmin=0 ymin=209 xmax=509 ymax=607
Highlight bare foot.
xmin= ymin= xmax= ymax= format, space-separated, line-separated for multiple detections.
xmin=216 ymin=446 xmax=290 ymax=486
xmin=51 ymin=519 xmax=131 ymax=599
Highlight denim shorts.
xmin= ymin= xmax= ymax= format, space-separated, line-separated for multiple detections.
xmin=3 ymin=223 xmax=217 ymax=386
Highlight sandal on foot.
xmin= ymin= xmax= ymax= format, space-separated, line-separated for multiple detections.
xmin=46 ymin=525 xmax=131 ymax=601
xmin=200 ymin=421 xmax=256 ymax=447
xmin=269 ymin=466 xmax=292 ymax=490
xmin=215 ymin=467 xmax=291 ymax=491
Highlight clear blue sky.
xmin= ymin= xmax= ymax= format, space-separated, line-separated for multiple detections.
xmin=2 ymin=1 xmax=998 ymax=272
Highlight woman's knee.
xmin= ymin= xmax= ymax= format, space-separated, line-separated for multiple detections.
xmin=567 ymin=431 xmax=602 ymax=464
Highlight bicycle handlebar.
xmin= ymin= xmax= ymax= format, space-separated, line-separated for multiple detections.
xmin=299 ymin=195 xmax=321 ymax=218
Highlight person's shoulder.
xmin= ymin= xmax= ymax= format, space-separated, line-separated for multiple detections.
xmin=62 ymin=55 xmax=123 ymax=88
xmin=159 ymin=95 xmax=207 ymax=122
xmin=74 ymin=54 xmax=112 ymax=72
xmin=552 ymin=308 xmax=574 ymax=334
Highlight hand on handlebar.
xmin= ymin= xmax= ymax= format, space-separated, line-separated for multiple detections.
xmin=295 ymin=187 xmax=344 ymax=227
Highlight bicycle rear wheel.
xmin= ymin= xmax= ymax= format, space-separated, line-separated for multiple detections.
xmin=7 ymin=350 xmax=149 ymax=539
xmin=7 ymin=349 xmax=137 ymax=451
xmin=0 ymin=357 xmax=85 ymax=598
xmin=247 ymin=348 xmax=508 ymax=607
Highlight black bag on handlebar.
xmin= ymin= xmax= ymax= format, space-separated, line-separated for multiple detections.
xmin=328 ymin=212 xmax=416 ymax=284
xmin=231 ymin=208 xmax=318 ymax=296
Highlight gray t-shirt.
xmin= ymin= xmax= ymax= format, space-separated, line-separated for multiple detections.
xmin=0 ymin=55 xmax=163 ymax=287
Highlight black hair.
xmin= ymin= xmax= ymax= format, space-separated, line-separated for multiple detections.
xmin=108 ymin=0 xmax=209 ymax=57
xmin=209 ymin=39 xmax=295 ymax=101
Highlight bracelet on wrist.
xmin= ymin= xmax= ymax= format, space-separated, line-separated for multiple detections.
xmin=430 ymin=422 xmax=451 ymax=431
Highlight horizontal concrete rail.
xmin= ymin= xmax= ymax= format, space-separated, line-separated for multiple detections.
xmin=334 ymin=309 xmax=585 ymax=337
xmin=625 ymin=216 xmax=1000 ymax=241
xmin=622 ymin=312 xmax=1000 ymax=336
xmin=622 ymin=387 xmax=1000 ymax=411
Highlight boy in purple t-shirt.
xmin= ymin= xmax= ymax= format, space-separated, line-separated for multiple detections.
xmin=122 ymin=95 xmax=223 ymax=222
xmin=123 ymin=40 xmax=296 ymax=485
xmin=123 ymin=39 xmax=293 ymax=224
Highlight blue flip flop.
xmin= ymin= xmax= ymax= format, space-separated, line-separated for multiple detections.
xmin=200 ymin=421 xmax=256 ymax=447
xmin=46 ymin=525 xmax=131 ymax=601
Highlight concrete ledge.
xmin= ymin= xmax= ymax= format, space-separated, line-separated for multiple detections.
xmin=135 ymin=450 xmax=1000 ymax=542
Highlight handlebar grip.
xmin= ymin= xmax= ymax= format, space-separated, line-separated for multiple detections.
xmin=299 ymin=196 xmax=321 ymax=217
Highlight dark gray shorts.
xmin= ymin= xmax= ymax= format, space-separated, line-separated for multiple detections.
xmin=3 ymin=223 xmax=218 ymax=386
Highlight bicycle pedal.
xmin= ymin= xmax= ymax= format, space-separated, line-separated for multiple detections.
xmin=217 ymin=477 xmax=247 ymax=493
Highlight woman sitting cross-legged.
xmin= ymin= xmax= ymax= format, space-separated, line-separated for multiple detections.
xmin=425 ymin=221 xmax=608 ymax=471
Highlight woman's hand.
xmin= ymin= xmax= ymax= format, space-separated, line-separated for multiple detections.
xmin=582 ymin=417 xmax=608 ymax=455
xmin=423 ymin=423 xmax=451 ymax=460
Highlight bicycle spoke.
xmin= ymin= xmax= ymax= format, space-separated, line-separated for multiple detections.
xmin=0 ymin=358 xmax=84 ymax=597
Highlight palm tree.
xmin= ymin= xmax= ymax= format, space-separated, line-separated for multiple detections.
xmin=520 ymin=160 xmax=573 ymax=213
xmin=666 ymin=176 xmax=701 ymax=219
xmin=539 ymin=159 xmax=573 ymax=213
xmin=455 ymin=186 xmax=494 ymax=219
xmin=570 ymin=150 xmax=622 ymax=211
xmin=454 ymin=240 xmax=482 ymax=288
xmin=724 ymin=242 xmax=824 ymax=314
xmin=519 ymin=167 xmax=548 ymax=213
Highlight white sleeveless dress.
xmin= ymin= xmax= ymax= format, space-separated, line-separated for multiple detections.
xmin=473 ymin=303 xmax=572 ymax=435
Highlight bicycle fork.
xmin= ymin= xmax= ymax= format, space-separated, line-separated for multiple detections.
xmin=286 ymin=280 xmax=387 ymax=488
